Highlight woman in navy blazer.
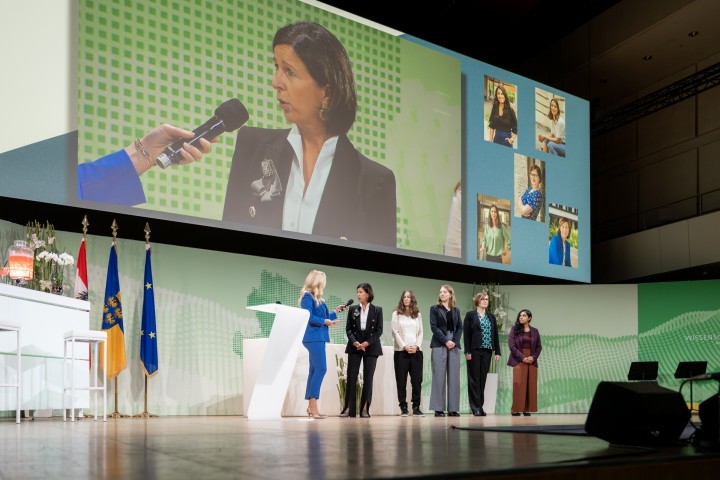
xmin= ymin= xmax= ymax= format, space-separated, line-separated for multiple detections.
xmin=507 ymin=309 xmax=542 ymax=416
xmin=341 ymin=283 xmax=383 ymax=418
xmin=463 ymin=291 xmax=501 ymax=416
xmin=429 ymin=284 xmax=463 ymax=417
xmin=299 ymin=270 xmax=347 ymax=419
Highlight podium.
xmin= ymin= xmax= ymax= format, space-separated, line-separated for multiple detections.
xmin=245 ymin=303 xmax=309 ymax=420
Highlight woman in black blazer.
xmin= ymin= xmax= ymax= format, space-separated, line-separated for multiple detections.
xmin=221 ymin=21 xmax=397 ymax=247
xmin=428 ymin=284 xmax=463 ymax=417
xmin=341 ymin=283 xmax=383 ymax=417
xmin=463 ymin=291 xmax=501 ymax=416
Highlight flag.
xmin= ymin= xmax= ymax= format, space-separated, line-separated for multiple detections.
xmin=99 ymin=243 xmax=127 ymax=379
xmin=140 ymin=243 xmax=158 ymax=377
xmin=73 ymin=237 xmax=88 ymax=300
xmin=73 ymin=237 xmax=91 ymax=369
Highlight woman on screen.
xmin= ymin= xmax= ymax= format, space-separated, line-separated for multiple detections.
xmin=549 ymin=217 xmax=572 ymax=266
xmin=78 ymin=21 xmax=397 ymax=248
xmin=508 ymin=309 xmax=542 ymax=416
xmin=222 ymin=21 xmax=397 ymax=247
xmin=299 ymin=269 xmax=346 ymax=419
xmin=538 ymin=98 xmax=565 ymax=157
xmin=487 ymin=84 xmax=517 ymax=147
xmin=479 ymin=204 xmax=511 ymax=263
xmin=429 ymin=284 xmax=462 ymax=417
xmin=342 ymin=282 xmax=383 ymax=418
xmin=391 ymin=289 xmax=425 ymax=417
xmin=517 ymin=165 xmax=544 ymax=221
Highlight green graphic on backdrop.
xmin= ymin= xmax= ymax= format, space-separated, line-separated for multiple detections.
xmin=78 ymin=0 xmax=461 ymax=254
xmin=639 ymin=280 xmax=720 ymax=404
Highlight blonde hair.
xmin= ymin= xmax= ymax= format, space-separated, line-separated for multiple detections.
xmin=299 ymin=269 xmax=327 ymax=305
xmin=436 ymin=284 xmax=456 ymax=309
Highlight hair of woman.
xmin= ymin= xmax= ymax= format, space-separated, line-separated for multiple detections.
xmin=300 ymin=269 xmax=327 ymax=305
xmin=395 ymin=289 xmax=419 ymax=318
xmin=547 ymin=98 xmax=560 ymax=121
xmin=273 ymin=21 xmax=357 ymax=136
xmin=436 ymin=284 xmax=456 ymax=309
xmin=513 ymin=309 xmax=533 ymax=333
xmin=473 ymin=291 xmax=490 ymax=308
xmin=357 ymin=282 xmax=374 ymax=303
xmin=488 ymin=204 xmax=503 ymax=229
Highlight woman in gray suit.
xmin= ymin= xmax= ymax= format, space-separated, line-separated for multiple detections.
xmin=428 ymin=284 xmax=462 ymax=417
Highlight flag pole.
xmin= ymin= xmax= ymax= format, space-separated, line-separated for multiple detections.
xmin=109 ymin=219 xmax=129 ymax=419
xmin=79 ymin=215 xmax=95 ymax=420
xmin=134 ymin=223 xmax=158 ymax=419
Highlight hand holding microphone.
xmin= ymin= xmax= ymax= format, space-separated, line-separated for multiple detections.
xmin=127 ymin=124 xmax=216 ymax=175
xmin=335 ymin=298 xmax=354 ymax=313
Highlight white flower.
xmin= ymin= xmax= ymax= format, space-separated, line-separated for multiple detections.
xmin=59 ymin=252 xmax=75 ymax=266
xmin=39 ymin=280 xmax=52 ymax=290
xmin=36 ymin=251 xmax=48 ymax=261
xmin=48 ymin=236 xmax=55 ymax=245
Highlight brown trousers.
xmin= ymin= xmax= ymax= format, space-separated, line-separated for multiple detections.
xmin=511 ymin=347 xmax=538 ymax=413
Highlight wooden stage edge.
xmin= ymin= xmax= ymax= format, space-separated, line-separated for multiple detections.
xmin=0 ymin=413 xmax=718 ymax=480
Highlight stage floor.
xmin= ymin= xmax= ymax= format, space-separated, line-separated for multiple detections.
xmin=0 ymin=413 xmax=718 ymax=479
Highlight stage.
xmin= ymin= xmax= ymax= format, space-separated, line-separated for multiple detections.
xmin=0 ymin=413 xmax=718 ymax=479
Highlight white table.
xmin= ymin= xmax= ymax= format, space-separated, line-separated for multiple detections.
xmin=0 ymin=283 xmax=90 ymax=412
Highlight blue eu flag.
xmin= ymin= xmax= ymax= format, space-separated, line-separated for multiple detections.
xmin=140 ymin=244 xmax=159 ymax=377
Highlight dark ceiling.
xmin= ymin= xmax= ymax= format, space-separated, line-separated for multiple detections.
xmin=320 ymin=0 xmax=621 ymax=73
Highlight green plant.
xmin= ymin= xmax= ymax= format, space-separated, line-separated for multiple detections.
xmin=335 ymin=354 xmax=362 ymax=412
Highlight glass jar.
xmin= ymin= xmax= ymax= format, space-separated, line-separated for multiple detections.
xmin=8 ymin=240 xmax=34 ymax=280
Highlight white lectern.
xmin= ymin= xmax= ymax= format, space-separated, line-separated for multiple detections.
xmin=245 ymin=303 xmax=309 ymax=420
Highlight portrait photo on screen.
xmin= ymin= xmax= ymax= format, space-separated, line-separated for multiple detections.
xmin=76 ymin=0 xmax=461 ymax=255
xmin=477 ymin=195 xmax=511 ymax=265
xmin=548 ymin=203 xmax=578 ymax=268
xmin=535 ymin=88 xmax=566 ymax=157
xmin=484 ymin=77 xmax=518 ymax=149
xmin=514 ymin=154 xmax=546 ymax=222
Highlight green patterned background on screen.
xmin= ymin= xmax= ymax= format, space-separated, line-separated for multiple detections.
xmin=78 ymin=0 xmax=461 ymax=254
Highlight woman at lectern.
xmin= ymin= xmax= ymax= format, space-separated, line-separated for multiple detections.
xmin=508 ymin=309 xmax=542 ymax=416
xmin=299 ymin=269 xmax=346 ymax=419
xmin=341 ymin=282 xmax=383 ymax=418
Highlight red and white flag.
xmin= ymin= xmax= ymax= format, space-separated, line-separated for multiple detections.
xmin=73 ymin=238 xmax=88 ymax=301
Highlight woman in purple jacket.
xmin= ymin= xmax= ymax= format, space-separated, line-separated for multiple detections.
xmin=507 ymin=309 xmax=542 ymax=416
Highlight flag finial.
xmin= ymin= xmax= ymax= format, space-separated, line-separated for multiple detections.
xmin=144 ymin=222 xmax=151 ymax=244
xmin=81 ymin=215 xmax=89 ymax=237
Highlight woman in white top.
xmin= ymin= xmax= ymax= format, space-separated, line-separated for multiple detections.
xmin=391 ymin=290 xmax=425 ymax=417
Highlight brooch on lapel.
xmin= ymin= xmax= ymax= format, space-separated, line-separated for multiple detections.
xmin=352 ymin=309 xmax=360 ymax=319
xmin=250 ymin=158 xmax=282 ymax=203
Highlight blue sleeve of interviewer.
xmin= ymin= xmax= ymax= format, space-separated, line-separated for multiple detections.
xmin=77 ymin=150 xmax=146 ymax=206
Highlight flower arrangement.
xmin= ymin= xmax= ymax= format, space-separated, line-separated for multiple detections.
xmin=474 ymin=283 xmax=512 ymax=373
xmin=25 ymin=220 xmax=74 ymax=295
xmin=335 ymin=354 xmax=363 ymax=412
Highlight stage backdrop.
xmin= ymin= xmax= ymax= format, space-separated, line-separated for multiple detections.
xmin=6 ymin=218 xmax=687 ymax=417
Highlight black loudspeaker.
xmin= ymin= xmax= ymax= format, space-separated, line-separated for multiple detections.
xmin=698 ymin=394 xmax=719 ymax=442
xmin=585 ymin=381 xmax=690 ymax=446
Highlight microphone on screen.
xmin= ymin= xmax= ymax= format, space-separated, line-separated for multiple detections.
xmin=155 ymin=98 xmax=249 ymax=169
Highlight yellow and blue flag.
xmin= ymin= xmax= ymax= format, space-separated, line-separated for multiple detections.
xmin=140 ymin=244 xmax=158 ymax=377
xmin=100 ymin=243 xmax=127 ymax=379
